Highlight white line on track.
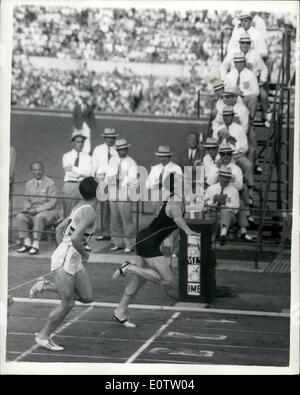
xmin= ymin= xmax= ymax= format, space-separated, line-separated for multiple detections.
xmin=7 ymin=334 xmax=289 ymax=353
xmin=125 ymin=312 xmax=181 ymax=364
xmin=167 ymin=331 xmax=227 ymax=341
xmin=13 ymin=305 xmax=93 ymax=362
xmin=7 ymin=332 xmax=290 ymax=351
xmin=12 ymin=297 xmax=290 ymax=318
xmin=7 ymin=351 xmax=202 ymax=364
xmin=12 ymin=109 xmax=206 ymax=125
xmin=8 ymin=350 xmax=127 ymax=361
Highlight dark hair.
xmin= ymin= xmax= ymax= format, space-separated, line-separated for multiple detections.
xmin=79 ymin=177 xmax=98 ymax=200
xmin=188 ymin=131 xmax=199 ymax=140
xmin=30 ymin=161 xmax=44 ymax=171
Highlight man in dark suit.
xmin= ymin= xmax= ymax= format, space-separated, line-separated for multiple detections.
xmin=178 ymin=131 xmax=203 ymax=169
xmin=177 ymin=131 xmax=204 ymax=194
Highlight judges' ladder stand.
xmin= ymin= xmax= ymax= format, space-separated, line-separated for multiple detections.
xmin=254 ymin=25 xmax=294 ymax=269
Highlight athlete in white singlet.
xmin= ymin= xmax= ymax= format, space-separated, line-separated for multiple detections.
xmin=29 ymin=177 xmax=98 ymax=351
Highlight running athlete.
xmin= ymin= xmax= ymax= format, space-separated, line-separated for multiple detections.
xmin=112 ymin=173 xmax=198 ymax=327
xmin=29 ymin=177 xmax=98 ymax=351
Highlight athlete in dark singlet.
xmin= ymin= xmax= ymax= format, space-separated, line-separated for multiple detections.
xmin=112 ymin=173 xmax=198 ymax=327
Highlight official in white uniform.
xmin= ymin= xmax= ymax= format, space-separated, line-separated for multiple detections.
xmin=106 ymin=139 xmax=138 ymax=253
xmin=92 ymin=128 xmax=119 ymax=240
xmin=212 ymin=86 xmax=250 ymax=135
xmin=206 ymin=142 xmax=253 ymax=241
xmin=146 ymin=146 xmax=182 ymax=214
xmin=225 ymin=53 xmax=260 ymax=120
xmin=204 ymin=166 xmax=240 ymax=245
xmin=213 ymin=106 xmax=255 ymax=196
xmin=62 ymin=131 xmax=93 ymax=218
xmin=227 ymin=12 xmax=268 ymax=59
xmin=221 ymin=32 xmax=270 ymax=123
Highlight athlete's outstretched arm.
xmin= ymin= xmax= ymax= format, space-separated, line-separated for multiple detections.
xmin=168 ymin=201 xmax=198 ymax=236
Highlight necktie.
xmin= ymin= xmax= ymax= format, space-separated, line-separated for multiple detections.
xmin=217 ymin=187 xmax=225 ymax=207
xmin=74 ymin=153 xmax=80 ymax=167
xmin=189 ymin=149 xmax=194 ymax=164
xmin=236 ymin=71 xmax=241 ymax=90
xmin=158 ymin=166 xmax=165 ymax=190
xmin=36 ymin=180 xmax=40 ymax=188
xmin=108 ymin=147 xmax=111 ymax=162
xmin=117 ymin=160 xmax=122 ymax=187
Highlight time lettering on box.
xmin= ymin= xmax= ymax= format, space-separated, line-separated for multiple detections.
xmin=187 ymin=283 xmax=200 ymax=295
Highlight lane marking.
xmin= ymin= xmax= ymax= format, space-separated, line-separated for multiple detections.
xmin=12 ymin=109 xmax=206 ymax=125
xmin=13 ymin=305 xmax=93 ymax=362
xmin=205 ymin=319 xmax=236 ymax=324
xmin=8 ymin=350 xmax=127 ymax=361
xmin=8 ymin=339 xmax=289 ymax=354
xmin=125 ymin=312 xmax=181 ymax=364
xmin=12 ymin=297 xmax=290 ymax=318
xmin=7 ymin=351 xmax=201 ymax=364
xmin=166 ymin=331 xmax=227 ymax=341
xmin=150 ymin=347 xmax=213 ymax=358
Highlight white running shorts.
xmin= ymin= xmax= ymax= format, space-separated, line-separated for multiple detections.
xmin=51 ymin=242 xmax=83 ymax=276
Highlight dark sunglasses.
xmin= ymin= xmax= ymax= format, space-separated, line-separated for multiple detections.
xmin=220 ymin=152 xmax=232 ymax=156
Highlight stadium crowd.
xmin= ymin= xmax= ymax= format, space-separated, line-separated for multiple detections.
xmin=11 ymin=7 xmax=296 ymax=116
xmin=13 ymin=7 xmax=295 ymax=63
xmin=11 ymin=7 xmax=296 ymax=257
xmin=11 ymin=55 xmax=208 ymax=116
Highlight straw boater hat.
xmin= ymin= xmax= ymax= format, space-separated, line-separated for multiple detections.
xmin=115 ymin=138 xmax=131 ymax=150
xmin=233 ymin=53 xmax=246 ymax=63
xmin=203 ymin=137 xmax=219 ymax=148
xmin=155 ymin=145 xmax=172 ymax=157
xmin=239 ymin=32 xmax=251 ymax=43
xmin=223 ymin=86 xmax=239 ymax=96
xmin=222 ymin=106 xmax=235 ymax=116
xmin=239 ymin=12 xmax=252 ymax=20
xmin=71 ymin=130 xmax=87 ymax=142
xmin=218 ymin=142 xmax=234 ymax=154
xmin=102 ymin=127 xmax=118 ymax=138
xmin=213 ymin=81 xmax=225 ymax=92
xmin=218 ymin=166 xmax=233 ymax=178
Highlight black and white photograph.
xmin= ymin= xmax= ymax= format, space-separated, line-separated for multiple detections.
xmin=0 ymin=0 xmax=299 ymax=375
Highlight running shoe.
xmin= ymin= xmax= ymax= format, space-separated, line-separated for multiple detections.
xmin=35 ymin=333 xmax=64 ymax=351
xmin=29 ymin=277 xmax=48 ymax=299
xmin=113 ymin=314 xmax=136 ymax=328
xmin=112 ymin=260 xmax=132 ymax=280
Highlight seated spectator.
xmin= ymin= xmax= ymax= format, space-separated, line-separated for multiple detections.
xmin=106 ymin=138 xmax=138 ymax=253
xmin=224 ymin=53 xmax=260 ymax=121
xmin=16 ymin=162 xmax=59 ymax=255
xmin=227 ymin=12 xmax=268 ymax=59
xmin=210 ymin=81 xmax=225 ymax=120
xmin=212 ymin=106 xmax=255 ymax=205
xmin=221 ymin=33 xmax=271 ymax=125
xmin=204 ymin=166 xmax=240 ymax=245
xmin=212 ymin=86 xmax=249 ymax=135
xmin=206 ymin=142 xmax=253 ymax=241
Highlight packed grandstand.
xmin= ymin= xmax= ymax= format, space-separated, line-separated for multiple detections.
xmin=11 ymin=6 xmax=297 ymax=116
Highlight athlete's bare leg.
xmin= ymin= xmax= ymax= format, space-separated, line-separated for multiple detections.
xmin=37 ymin=269 xmax=75 ymax=339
